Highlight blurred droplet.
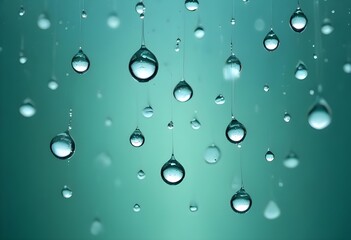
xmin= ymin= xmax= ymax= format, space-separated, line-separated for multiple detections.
xmin=283 ymin=112 xmax=291 ymax=123
xmin=321 ymin=19 xmax=334 ymax=35
xmin=264 ymin=201 xmax=281 ymax=220
xmin=167 ymin=121 xmax=174 ymax=129
xmin=142 ymin=105 xmax=154 ymax=118
xmin=90 ymin=218 xmax=103 ymax=236
xmin=133 ymin=204 xmax=141 ymax=212
xmin=81 ymin=9 xmax=88 ymax=18
xmin=190 ymin=118 xmax=201 ymax=130
xmin=61 ymin=185 xmax=73 ymax=199
xmin=185 ymin=0 xmax=199 ymax=11
xmin=283 ymin=152 xmax=299 ymax=169
xmin=48 ymin=77 xmax=59 ymax=90
xmin=230 ymin=17 xmax=236 ymax=25
xmin=295 ymin=62 xmax=308 ymax=80
xmin=308 ymin=98 xmax=332 ymax=130
xmin=343 ymin=62 xmax=351 ymax=73
xmin=204 ymin=144 xmax=221 ymax=164
xmin=254 ymin=18 xmax=265 ymax=31
xmin=194 ymin=26 xmax=205 ymax=39
xmin=96 ymin=152 xmax=112 ymax=167
xmin=137 ymin=170 xmax=146 ymax=180
xmin=189 ymin=204 xmax=198 ymax=212
xmin=107 ymin=12 xmax=121 ymax=29
xmin=37 ymin=13 xmax=51 ymax=30
xmin=105 ymin=117 xmax=113 ymax=127
xmin=19 ymin=5 xmax=25 ymax=16
xmin=19 ymin=52 xmax=27 ymax=64
xmin=223 ymin=53 xmax=242 ymax=80
xmin=19 ymin=99 xmax=36 ymax=117
xmin=263 ymin=84 xmax=270 ymax=92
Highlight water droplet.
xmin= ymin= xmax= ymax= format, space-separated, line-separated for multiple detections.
xmin=173 ymin=79 xmax=193 ymax=102
xmin=175 ymin=38 xmax=181 ymax=52
xmin=96 ymin=152 xmax=112 ymax=167
xmin=313 ymin=53 xmax=318 ymax=59
xmin=223 ymin=53 xmax=242 ymax=80
xmin=194 ymin=26 xmax=205 ymax=39
xmin=263 ymin=29 xmax=280 ymax=51
xmin=230 ymin=17 xmax=236 ymax=25
xmin=133 ymin=204 xmax=141 ymax=212
xmin=215 ymin=94 xmax=225 ymax=104
xmin=130 ymin=128 xmax=145 ymax=147
xmin=71 ymin=48 xmax=90 ymax=74
xmin=19 ymin=6 xmax=25 ymax=16
xmin=90 ymin=218 xmax=103 ymax=236
xmin=61 ymin=185 xmax=73 ymax=199
xmin=167 ymin=121 xmax=174 ymax=129
xmin=81 ymin=10 xmax=88 ymax=19
xmin=48 ymin=77 xmax=59 ymax=90
xmin=129 ymin=45 xmax=158 ymax=82
xmin=185 ymin=0 xmax=199 ymax=11
xmin=190 ymin=118 xmax=201 ymax=130
xmin=50 ymin=131 xmax=75 ymax=160
xmin=321 ymin=19 xmax=334 ymax=35
xmin=225 ymin=117 xmax=247 ymax=144
xmin=243 ymin=0 xmax=249 ymax=3
xmin=19 ymin=52 xmax=27 ymax=64
xmin=283 ymin=112 xmax=291 ymax=122
xmin=204 ymin=144 xmax=221 ymax=164
xmin=263 ymin=84 xmax=270 ymax=92
xmin=265 ymin=149 xmax=275 ymax=162
xmin=135 ymin=1 xmax=145 ymax=16
xmin=107 ymin=12 xmax=120 ymax=29
xmin=295 ymin=62 xmax=308 ymax=80
xmin=189 ymin=204 xmax=198 ymax=212
xmin=308 ymin=98 xmax=332 ymax=130
xmin=230 ymin=187 xmax=252 ymax=214
xmin=289 ymin=7 xmax=308 ymax=32
xmin=19 ymin=99 xmax=36 ymax=117
xmin=264 ymin=200 xmax=281 ymax=220
xmin=309 ymin=89 xmax=315 ymax=95
xmin=137 ymin=170 xmax=146 ymax=180
xmin=142 ymin=105 xmax=154 ymax=118
xmin=161 ymin=154 xmax=185 ymax=185
xmin=343 ymin=62 xmax=351 ymax=74
xmin=105 ymin=117 xmax=113 ymax=127
xmin=37 ymin=13 xmax=51 ymax=30
xmin=283 ymin=152 xmax=299 ymax=169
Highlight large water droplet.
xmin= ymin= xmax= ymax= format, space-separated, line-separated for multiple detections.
xmin=129 ymin=45 xmax=158 ymax=82
xmin=37 ymin=13 xmax=51 ymax=30
xmin=265 ymin=149 xmax=275 ymax=162
xmin=190 ymin=118 xmax=201 ymax=130
xmin=215 ymin=94 xmax=225 ymax=104
xmin=321 ymin=19 xmax=334 ymax=35
xmin=61 ymin=185 xmax=73 ymax=199
xmin=173 ymin=79 xmax=193 ymax=102
xmin=230 ymin=187 xmax=252 ymax=214
xmin=263 ymin=29 xmax=280 ymax=51
xmin=223 ymin=53 xmax=242 ymax=80
xmin=142 ymin=105 xmax=154 ymax=118
xmin=204 ymin=144 xmax=221 ymax=164
xmin=71 ymin=48 xmax=90 ymax=74
xmin=161 ymin=154 xmax=185 ymax=185
xmin=295 ymin=62 xmax=308 ymax=80
xmin=225 ymin=117 xmax=247 ymax=144
xmin=194 ymin=26 xmax=205 ymax=39
xmin=137 ymin=170 xmax=146 ymax=180
xmin=50 ymin=131 xmax=75 ymax=160
xmin=130 ymin=128 xmax=145 ymax=147
xmin=133 ymin=204 xmax=141 ymax=212
xmin=185 ymin=0 xmax=199 ymax=11
xmin=283 ymin=152 xmax=299 ymax=169
xmin=19 ymin=98 xmax=36 ymax=117
xmin=90 ymin=218 xmax=103 ymax=236
xmin=107 ymin=12 xmax=121 ymax=29
xmin=264 ymin=200 xmax=281 ymax=220
xmin=308 ymin=98 xmax=332 ymax=130
xmin=289 ymin=7 xmax=308 ymax=32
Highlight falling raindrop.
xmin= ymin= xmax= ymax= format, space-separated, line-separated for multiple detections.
xmin=194 ymin=26 xmax=205 ymax=39
xmin=223 ymin=53 xmax=242 ymax=80
xmin=48 ymin=77 xmax=59 ymax=90
xmin=225 ymin=117 xmax=247 ymax=144
xmin=263 ymin=84 xmax=270 ymax=92
xmin=230 ymin=187 xmax=252 ymax=214
xmin=19 ymin=6 xmax=25 ymax=16
xmin=81 ymin=10 xmax=88 ymax=18
xmin=90 ymin=218 xmax=103 ymax=236
xmin=129 ymin=45 xmax=159 ymax=82
xmin=283 ymin=112 xmax=291 ymax=123
xmin=289 ymin=7 xmax=308 ymax=32
xmin=142 ymin=105 xmax=154 ymax=118
xmin=19 ymin=52 xmax=27 ymax=64
xmin=230 ymin=17 xmax=236 ymax=25
xmin=137 ymin=170 xmax=146 ymax=180
xmin=189 ymin=204 xmax=198 ymax=212
xmin=190 ymin=118 xmax=201 ymax=130
xmin=308 ymin=98 xmax=332 ymax=130
xmin=215 ymin=94 xmax=225 ymax=104
xmin=61 ymin=185 xmax=73 ymax=199
xmin=173 ymin=79 xmax=193 ymax=102
xmin=295 ymin=62 xmax=308 ymax=80
xmin=343 ymin=62 xmax=351 ymax=74
xmin=161 ymin=154 xmax=185 ymax=185
xmin=71 ymin=48 xmax=90 ymax=74
xmin=167 ymin=121 xmax=174 ymax=129
xmin=263 ymin=29 xmax=280 ymax=51
xmin=130 ymin=128 xmax=145 ymax=147
xmin=50 ymin=131 xmax=75 ymax=160
xmin=107 ymin=12 xmax=121 ymax=29
xmin=265 ymin=149 xmax=275 ymax=162
xmin=133 ymin=204 xmax=141 ymax=212
xmin=204 ymin=144 xmax=221 ymax=164
xmin=37 ymin=13 xmax=51 ymax=30
xmin=283 ymin=152 xmax=299 ymax=169
xmin=321 ymin=19 xmax=334 ymax=35
xmin=264 ymin=200 xmax=281 ymax=220
xmin=185 ymin=0 xmax=199 ymax=11
xmin=19 ymin=99 xmax=36 ymax=118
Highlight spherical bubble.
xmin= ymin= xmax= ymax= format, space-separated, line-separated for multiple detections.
xmin=50 ymin=131 xmax=75 ymax=160
xmin=204 ymin=144 xmax=221 ymax=164
xmin=107 ymin=13 xmax=120 ymax=29
xmin=37 ymin=13 xmax=51 ymax=30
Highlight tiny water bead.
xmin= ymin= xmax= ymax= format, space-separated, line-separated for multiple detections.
xmin=142 ymin=105 xmax=154 ymax=118
xmin=264 ymin=200 xmax=281 ymax=220
xmin=189 ymin=204 xmax=198 ymax=212
xmin=37 ymin=13 xmax=51 ymax=30
xmin=223 ymin=53 xmax=242 ymax=80
xmin=167 ymin=121 xmax=174 ymax=129
xmin=133 ymin=204 xmax=141 ymax=212
xmin=265 ymin=149 xmax=275 ymax=162
xmin=308 ymin=98 xmax=332 ymax=130
xmin=185 ymin=0 xmax=199 ymax=11
xmin=19 ymin=52 xmax=27 ymax=64
xmin=175 ymin=38 xmax=181 ymax=52
xmin=61 ymin=186 xmax=73 ymax=199
xmin=107 ymin=12 xmax=121 ymax=29
xmin=190 ymin=118 xmax=201 ymax=130
xmin=230 ymin=17 xmax=236 ymax=25
xmin=283 ymin=112 xmax=291 ymax=123
xmin=283 ymin=152 xmax=299 ymax=169
xmin=130 ymin=128 xmax=145 ymax=147
xmin=263 ymin=29 xmax=280 ymax=51
xmin=230 ymin=188 xmax=252 ymax=214
xmin=135 ymin=1 xmax=145 ymax=15
xmin=48 ymin=78 xmax=59 ymax=90
xmin=215 ymin=94 xmax=225 ymax=104
xmin=295 ymin=62 xmax=308 ymax=80
xmin=343 ymin=62 xmax=351 ymax=74
xmin=161 ymin=154 xmax=185 ymax=185
xmin=105 ymin=117 xmax=113 ymax=127
xmin=50 ymin=131 xmax=75 ymax=160
xmin=263 ymin=84 xmax=270 ymax=92
xmin=289 ymin=7 xmax=308 ymax=32
xmin=129 ymin=45 xmax=158 ymax=82
xmin=194 ymin=26 xmax=205 ymax=39
xmin=19 ymin=99 xmax=36 ymax=118
xmin=137 ymin=170 xmax=146 ymax=180
xmin=225 ymin=117 xmax=247 ymax=144
xmin=81 ymin=10 xmax=88 ymax=19
xmin=71 ymin=48 xmax=90 ymax=74
xmin=173 ymin=79 xmax=193 ymax=102
xmin=19 ymin=6 xmax=25 ymax=16
xmin=204 ymin=144 xmax=221 ymax=164
xmin=90 ymin=218 xmax=103 ymax=236
xmin=321 ymin=19 xmax=334 ymax=35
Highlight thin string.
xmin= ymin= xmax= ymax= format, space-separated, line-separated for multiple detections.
xmin=182 ymin=8 xmax=186 ymax=80
xmin=231 ymin=80 xmax=234 ymax=117
xmin=271 ymin=0 xmax=273 ymax=28
xmin=239 ymin=148 xmax=244 ymax=188
xmin=79 ymin=0 xmax=83 ymax=48
xmin=314 ymin=0 xmax=322 ymax=91
xmin=141 ymin=17 xmax=145 ymax=46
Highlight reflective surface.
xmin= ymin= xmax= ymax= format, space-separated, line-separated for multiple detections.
xmin=129 ymin=45 xmax=158 ymax=82
xmin=230 ymin=188 xmax=252 ymax=214
xmin=50 ymin=131 xmax=75 ymax=160
xmin=161 ymin=154 xmax=185 ymax=185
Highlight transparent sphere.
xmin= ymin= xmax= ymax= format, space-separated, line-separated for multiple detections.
xmin=142 ymin=105 xmax=154 ymax=118
xmin=264 ymin=200 xmax=281 ymax=220
xmin=137 ymin=170 xmax=146 ymax=180
xmin=204 ymin=144 xmax=221 ymax=164
xmin=308 ymin=99 xmax=332 ymax=130
xmin=343 ymin=62 xmax=351 ymax=74
xmin=19 ymin=99 xmax=36 ymax=117
xmin=194 ymin=26 xmax=205 ymax=39
xmin=284 ymin=152 xmax=299 ymax=169
xmin=263 ymin=84 xmax=270 ymax=92
xmin=185 ymin=0 xmax=199 ymax=11
xmin=135 ymin=1 xmax=145 ymax=15
xmin=133 ymin=204 xmax=141 ymax=212
xmin=263 ymin=29 xmax=280 ymax=51
xmin=190 ymin=118 xmax=201 ymax=130
xmin=225 ymin=117 xmax=247 ymax=144
xmin=71 ymin=48 xmax=90 ymax=74
xmin=265 ymin=150 xmax=275 ymax=162
xmin=283 ymin=112 xmax=291 ymax=123
xmin=61 ymin=186 xmax=73 ymax=199
xmin=230 ymin=188 xmax=252 ymax=214
xmin=321 ymin=19 xmax=334 ymax=35
xmin=37 ymin=13 xmax=51 ymax=30
xmin=189 ymin=204 xmax=198 ymax=212
xmin=48 ymin=78 xmax=59 ymax=90
xmin=215 ymin=94 xmax=225 ymax=104
xmin=161 ymin=154 xmax=185 ymax=185
xmin=90 ymin=218 xmax=103 ymax=236
xmin=223 ymin=53 xmax=242 ymax=80
xmin=289 ymin=7 xmax=308 ymax=33
xmin=173 ymin=80 xmax=193 ymax=102
xmin=295 ymin=62 xmax=308 ymax=80
xmin=81 ymin=10 xmax=88 ymax=19
xmin=130 ymin=128 xmax=145 ymax=147
xmin=129 ymin=45 xmax=158 ymax=82
xmin=50 ymin=131 xmax=75 ymax=160
xmin=107 ymin=12 xmax=120 ymax=29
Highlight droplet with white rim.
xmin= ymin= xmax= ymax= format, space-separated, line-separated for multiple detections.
xmin=135 ymin=1 xmax=145 ymax=15
xmin=107 ymin=12 xmax=121 ymax=29
xmin=185 ymin=0 xmax=199 ymax=11
xmin=142 ymin=105 xmax=154 ymax=118
xmin=204 ymin=144 xmax=221 ymax=164
xmin=223 ymin=53 xmax=242 ymax=80
xmin=283 ymin=112 xmax=291 ymax=122
xmin=129 ymin=45 xmax=158 ymax=82
xmin=50 ymin=131 xmax=75 ymax=160
xmin=71 ymin=48 xmax=90 ymax=74
xmin=90 ymin=218 xmax=103 ymax=236
xmin=19 ymin=99 xmax=36 ymax=117
xmin=190 ymin=118 xmax=201 ymax=130
xmin=133 ymin=204 xmax=141 ymax=212
xmin=283 ymin=152 xmax=299 ymax=169
xmin=37 ymin=13 xmax=51 ymax=30
xmin=19 ymin=6 xmax=25 ymax=16
xmin=173 ymin=79 xmax=193 ymax=102
xmin=194 ymin=26 xmax=205 ymax=39
xmin=161 ymin=154 xmax=185 ymax=185
xmin=130 ymin=128 xmax=145 ymax=147
xmin=295 ymin=62 xmax=308 ymax=80
xmin=81 ymin=10 xmax=88 ymax=18
xmin=321 ymin=19 xmax=334 ymax=35
xmin=265 ymin=149 xmax=275 ymax=162
xmin=61 ymin=185 xmax=73 ymax=199
xmin=343 ymin=62 xmax=351 ymax=74
xmin=137 ymin=170 xmax=146 ymax=180
xmin=264 ymin=200 xmax=281 ymax=220
xmin=289 ymin=7 xmax=308 ymax=32
xmin=215 ymin=94 xmax=225 ymax=104
xmin=263 ymin=29 xmax=280 ymax=51
xmin=225 ymin=117 xmax=247 ymax=144
xmin=189 ymin=204 xmax=198 ymax=212
xmin=263 ymin=84 xmax=270 ymax=92
xmin=308 ymin=98 xmax=332 ymax=130
xmin=230 ymin=187 xmax=252 ymax=214
xmin=230 ymin=18 xmax=236 ymax=25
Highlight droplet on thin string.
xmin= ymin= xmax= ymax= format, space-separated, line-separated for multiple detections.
xmin=289 ymin=7 xmax=308 ymax=32
xmin=185 ymin=0 xmax=199 ymax=11
xmin=129 ymin=45 xmax=159 ymax=82
xmin=37 ymin=13 xmax=51 ymax=30
xmin=230 ymin=18 xmax=236 ymax=25
xmin=295 ymin=62 xmax=308 ymax=80
xmin=61 ymin=185 xmax=73 ymax=199
xmin=321 ymin=19 xmax=334 ymax=35
xmin=161 ymin=154 xmax=185 ymax=185
xmin=204 ymin=144 xmax=221 ymax=164
xmin=230 ymin=187 xmax=252 ymax=214
xmin=173 ymin=79 xmax=193 ymax=102
xmin=19 ymin=6 xmax=25 ymax=16
xmin=313 ymin=54 xmax=318 ymax=60
xmin=263 ymin=84 xmax=270 ymax=92
xmin=90 ymin=218 xmax=103 ymax=236
xmin=283 ymin=112 xmax=291 ymax=123
xmin=48 ymin=77 xmax=59 ymax=90
xmin=50 ymin=131 xmax=75 ymax=160
xmin=81 ymin=10 xmax=88 ymax=19
xmin=223 ymin=53 xmax=242 ymax=80
xmin=190 ymin=118 xmax=201 ymax=130
xmin=264 ymin=200 xmax=281 ymax=220
xmin=137 ymin=170 xmax=146 ymax=180
xmin=107 ymin=12 xmax=121 ymax=29
xmin=194 ymin=26 xmax=205 ymax=39
xmin=263 ymin=29 xmax=280 ymax=51
xmin=189 ymin=204 xmax=198 ymax=212
xmin=343 ymin=62 xmax=351 ymax=73
xmin=225 ymin=117 xmax=247 ymax=144
xmin=167 ymin=121 xmax=174 ymax=129
xmin=133 ymin=204 xmax=141 ymax=212
xmin=135 ymin=1 xmax=145 ymax=17
xmin=308 ymin=98 xmax=332 ymax=130
xmin=283 ymin=152 xmax=299 ymax=169
xmin=71 ymin=48 xmax=90 ymax=74
xmin=19 ymin=98 xmax=36 ymax=118
xmin=215 ymin=94 xmax=225 ymax=104
xmin=130 ymin=128 xmax=145 ymax=147
xmin=19 ymin=52 xmax=27 ymax=64
xmin=265 ymin=149 xmax=275 ymax=162
xmin=142 ymin=106 xmax=154 ymax=118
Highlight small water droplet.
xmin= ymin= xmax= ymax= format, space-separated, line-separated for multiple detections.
xmin=190 ymin=118 xmax=201 ymax=130
xmin=48 ymin=77 xmax=59 ymax=90
xmin=284 ymin=152 xmax=299 ymax=169
xmin=185 ymin=0 xmax=199 ymax=11
xmin=225 ymin=117 xmax=247 ymax=144
xmin=189 ymin=204 xmax=198 ymax=212
xmin=130 ymin=128 xmax=145 ymax=147
xmin=19 ymin=98 xmax=36 ymax=117
xmin=289 ymin=7 xmax=308 ymax=32
xmin=19 ymin=6 xmax=25 ymax=16
xmin=81 ymin=9 xmax=88 ymax=18
xmin=133 ymin=204 xmax=141 ymax=212
xmin=309 ymin=89 xmax=315 ymax=95
xmin=61 ymin=185 xmax=73 ymax=199
xmin=343 ymin=62 xmax=351 ymax=74
xmin=283 ymin=112 xmax=291 ymax=122
xmin=321 ymin=19 xmax=334 ymax=35
xmin=278 ymin=180 xmax=284 ymax=187
xmin=135 ymin=1 xmax=145 ymax=17
xmin=90 ymin=218 xmax=103 ymax=236
xmin=50 ymin=131 xmax=75 ymax=160
xmin=19 ymin=52 xmax=27 ymax=64
xmin=173 ymin=79 xmax=193 ymax=102
xmin=167 ymin=121 xmax=174 ymax=129
xmin=308 ymin=98 xmax=332 ymax=130
xmin=142 ymin=105 xmax=154 ymax=118
xmin=107 ymin=12 xmax=120 ymax=29
xmin=313 ymin=54 xmax=318 ymax=59
xmin=295 ymin=62 xmax=308 ymax=80
xmin=263 ymin=29 xmax=280 ymax=51
xmin=230 ymin=17 xmax=236 ymax=25
xmin=137 ymin=170 xmax=146 ymax=180
xmin=161 ymin=154 xmax=185 ymax=185
xmin=71 ymin=48 xmax=90 ymax=74
xmin=264 ymin=201 xmax=281 ymax=220
xmin=223 ymin=53 xmax=242 ymax=80
xmin=105 ymin=117 xmax=112 ymax=127
xmin=263 ymin=84 xmax=270 ymax=92
xmin=37 ymin=13 xmax=51 ymax=30
xmin=265 ymin=149 xmax=275 ymax=162
xmin=129 ymin=45 xmax=158 ymax=82
xmin=204 ymin=144 xmax=221 ymax=164
xmin=215 ymin=94 xmax=225 ymax=104
xmin=194 ymin=26 xmax=205 ymax=39
xmin=96 ymin=152 xmax=112 ymax=167
xmin=230 ymin=187 xmax=252 ymax=214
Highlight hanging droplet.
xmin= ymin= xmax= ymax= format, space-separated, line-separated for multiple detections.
xmin=48 ymin=77 xmax=59 ymax=90
xmin=50 ymin=131 xmax=75 ymax=160
xmin=105 ymin=117 xmax=113 ymax=127
xmin=264 ymin=200 xmax=281 ymax=220
xmin=130 ymin=128 xmax=145 ymax=147
xmin=225 ymin=117 xmax=247 ymax=144
xmin=265 ymin=149 xmax=275 ymax=162
xmin=215 ymin=94 xmax=225 ymax=104
xmin=19 ymin=5 xmax=25 ymax=16
xmin=230 ymin=17 xmax=236 ymax=25
xmin=230 ymin=187 xmax=252 ymax=214
xmin=81 ymin=9 xmax=88 ymax=19
xmin=175 ymin=38 xmax=181 ymax=52
xmin=295 ymin=62 xmax=308 ymax=80
xmin=194 ymin=26 xmax=205 ymax=39
xmin=283 ymin=152 xmax=299 ymax=169
xmin=313 ymin=53 xmax=318 ymax=60
xmin=308 ymin=98 xmax=332 ymax=130
xmin=289 ymin=7 xmax=308 ymax=32
xmin=90 ymin=218 xmax=103 ymax=236
xmin=263 ymin=84 xmax=270 ymax=92
xmin=133 ymin=204 xmax=141 ymax=212
xmin=189 ymin=204 xmax=198 ymax=212
xmin=135 ymin=1 xmax=145 ymax=17
xmin=71 ymin=48 xmax=90 ymax=74
xmin=173 ymin=79 xmax=193 ymax=102
xmin=137 ymin=170 xmax=146 ymax=180
xmin=343 ymin=62 xmax=351 ymax=74
xmin=185 ymin=0 xmax=199 ymax=11
xmin=19 ymin=98 xmax=36 ymax=118
xmin=161 ymin=154 xmax=185 ymax=185
xmin=167 ymin=121 xmax=174 ymax=129
xmin=61 ymin=185 xmax=73 ymax=199
xmin=263 ymin=29 xmax=280 ymax=51
xmin=223 ymin=53 xmax=242 ymax=80
xmin=242 ymin=0 xmax=249 ymax=3
xmin=321 ymin=18 xmax=334 ymax=35
xmin=283 ymin=112 xmax=291 ymax=123
xmin=190 ymin=118 xmax=201 ymax=130
xmin=204 ymin=144 xmax=221 ymax=164
xmin=107 ymin=12 xmax=121 ymax=29
xmin=37 ymin=13 xmax=51 ymax=30
xmin=142 ymin=105 xmax=154 ymax=118
xmin=19 ymin=51 xmax=27 ymax=64
xmin=129 ymin=45 xmax=158 ymax=82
